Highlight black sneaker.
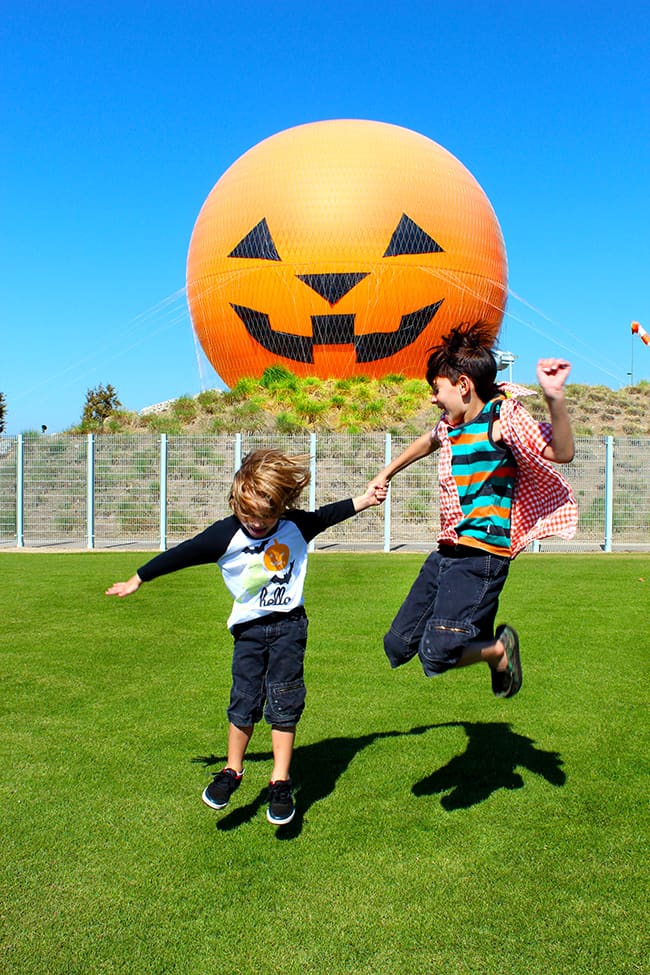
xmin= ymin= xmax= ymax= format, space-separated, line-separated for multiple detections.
xmin=266 ymin=779 xmax=295 ymax=825
xmin=493 ymin=624 xmax=522 ymax=698
xmin=202 ymin=767 xmax=243 ymax=810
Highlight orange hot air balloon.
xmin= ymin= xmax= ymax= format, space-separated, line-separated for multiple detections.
xmin=186 ymin=120 xmax=508 ymax=385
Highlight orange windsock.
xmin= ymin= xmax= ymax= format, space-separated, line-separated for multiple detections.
xmin=631 ymin=321 xmax=650 ymax=346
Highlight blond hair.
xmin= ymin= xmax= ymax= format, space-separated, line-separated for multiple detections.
xmin=229 ymin=449 xmax=310 ymax=521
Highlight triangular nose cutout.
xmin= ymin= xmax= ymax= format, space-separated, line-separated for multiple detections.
xmin=297 ymin=272 xmax=369 ymax=305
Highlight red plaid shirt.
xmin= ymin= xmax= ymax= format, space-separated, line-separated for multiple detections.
xmin=434 ymin=391 xmax=578 ymax=558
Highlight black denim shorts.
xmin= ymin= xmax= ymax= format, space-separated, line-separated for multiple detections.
xmin=228 ymin=608 xmax=308 ymax=727
xmin=383 ymin=546 xmax=510 ymax=676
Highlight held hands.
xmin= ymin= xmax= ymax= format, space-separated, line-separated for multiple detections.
xmin=105 ymin=574 xmax=142 ymax=598
xmin=364 ymin=480 xmax=388 ymax=506
xmin=366 ymin=469 xmax=394 ymax=501
xmin=353 ymin=480 xmax=388 ymax=512
xmin=537 ymin=358 xmax=571 ymax=399
xmin=369 ymin=481 xmax=388 ymax=505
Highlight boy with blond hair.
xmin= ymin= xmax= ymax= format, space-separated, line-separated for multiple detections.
xmin=107 ymin=448 xmax=385 ymax=825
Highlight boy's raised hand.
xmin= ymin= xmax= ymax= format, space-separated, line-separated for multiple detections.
xmin=537 ymin=358 xmax=571 ymax=398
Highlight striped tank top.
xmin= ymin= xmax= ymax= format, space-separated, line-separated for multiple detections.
xmin=446 ymin=398 xmax=516 ymax=555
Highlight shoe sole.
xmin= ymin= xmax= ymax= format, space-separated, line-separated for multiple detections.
xmin=266 ymin=807 xmax=295 ymax=825
xmin=202 ymin=769 xmax=244 ymax=810
xmin=201 ymin=788 xmax=230 ymax=810
xmin=494 ymin=625 xmax=522 ymax=698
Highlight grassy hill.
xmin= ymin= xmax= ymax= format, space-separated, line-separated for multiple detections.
xmin=74 ymin=366 xmax=650 ymax=438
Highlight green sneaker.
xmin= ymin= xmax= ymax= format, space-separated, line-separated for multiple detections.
xmin=493 ymin=624 xmax=522 ymax=698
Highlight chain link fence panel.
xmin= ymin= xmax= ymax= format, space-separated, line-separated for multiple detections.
xmin=0 ymin=438 xmax=17 ymax=541
xmin=612 ymin=437 xmax=650 ymax=546
xmin=1 ymin=433 xmax=648 ymax=552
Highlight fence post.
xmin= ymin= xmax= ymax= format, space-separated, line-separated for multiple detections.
xmin=234 ymin=433 xmax=242 ymax=472
xmin=308 ymin=433 xmax=317 ymax=552
xmin=86 ymin=433 xmax=95 ymax=550
xmin=16 ymin=434 xmax=24 ymax=548
xmin=604 ymin=436 xmax=614 ymax=552
xmin=159 ymin=434 xmax=168 ymax=551
xmin=384 ymin=432 xmax=392 ymax=552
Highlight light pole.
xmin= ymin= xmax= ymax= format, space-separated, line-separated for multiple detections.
xmin=493 ymin=350 xmax=517 ymax=383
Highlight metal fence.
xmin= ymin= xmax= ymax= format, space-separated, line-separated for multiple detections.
xmin=1 ymin=433 xmax=649 ymax=552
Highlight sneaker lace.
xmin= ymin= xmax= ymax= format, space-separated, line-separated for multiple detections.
xmin=271 ymin=780 xmax=292 ymax=803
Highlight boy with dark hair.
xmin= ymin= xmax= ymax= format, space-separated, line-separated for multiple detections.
xmin=106 ymin=449 xmax=385 ymax=826
xmin=369 ymin=322 xmax=577 ymax=697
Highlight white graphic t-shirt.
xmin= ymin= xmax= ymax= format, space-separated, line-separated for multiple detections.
xmin=137 ymin=500 xmax=356 ymax=630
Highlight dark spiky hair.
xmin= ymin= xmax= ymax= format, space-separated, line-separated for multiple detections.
xmin=425 ymin=322 xmax=500 ymax=401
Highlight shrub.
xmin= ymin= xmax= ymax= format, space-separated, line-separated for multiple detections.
xmin=230 ymin=402 xmax=266 ymax=431
xmin=196 ymin=390 xmax=222 ymax=412
xmin=141 ymin=415 xmax=183 ymax=435
xmin=171 ymin=396 xmax=198 ymax=423
xmin=224 ymin=377 xmax=259 ymax=402
xmin=80 ymin=383 xmax=121 ymax=432
xmin=276 ymin=411 xmax=304 ymax=434
xmin=259 ymin=364 xmax=299 ymax=391
xmin=291 ymin=394 xmax=329 ymax=424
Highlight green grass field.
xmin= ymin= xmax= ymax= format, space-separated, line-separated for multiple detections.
xmin=1 ymin=552 xmax=648 ymax=975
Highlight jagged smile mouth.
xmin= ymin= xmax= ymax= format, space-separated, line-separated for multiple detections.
xmin=231 ymin=299 xmax=443 ymax=364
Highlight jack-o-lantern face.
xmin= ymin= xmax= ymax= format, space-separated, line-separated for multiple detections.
xmin=187 ymin=120 xmax=507 ymax=385
xmin=263 ymin=540 xmax=290 ymax=572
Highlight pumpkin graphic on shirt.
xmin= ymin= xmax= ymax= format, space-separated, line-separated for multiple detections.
xmin=237 ymin=539 xmax=295 ymax=601
xmin=263 ymin=540 xmax=290 ymax=572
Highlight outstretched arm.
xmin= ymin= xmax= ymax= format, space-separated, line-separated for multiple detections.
xmin=352 ymin=482 xmax=388 ymax=513
xmin=367 ymin=430 xmax=438 ymax=494
xmin=537 ymin=358 xmax=574 ymax=463
xmin=105 ymin=573 xmax=142 ymax=598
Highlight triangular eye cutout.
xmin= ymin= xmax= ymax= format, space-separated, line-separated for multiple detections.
xmin=383 ymin=213 xmax=444 ymax=256
xmin=228 ymin=218 xmax=281 ymax=260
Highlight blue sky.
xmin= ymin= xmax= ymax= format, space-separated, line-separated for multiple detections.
xmin=2 ymin=0 xmax=649 ymax=434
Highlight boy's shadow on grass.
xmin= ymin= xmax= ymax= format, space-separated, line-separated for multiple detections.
xmin=194 ymin=725 xmax=435 ymax=838
xmin=412 ymin=721 xmax=566 ymax=811
xmin=194 ymin=721 xmax=565 ymax=836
